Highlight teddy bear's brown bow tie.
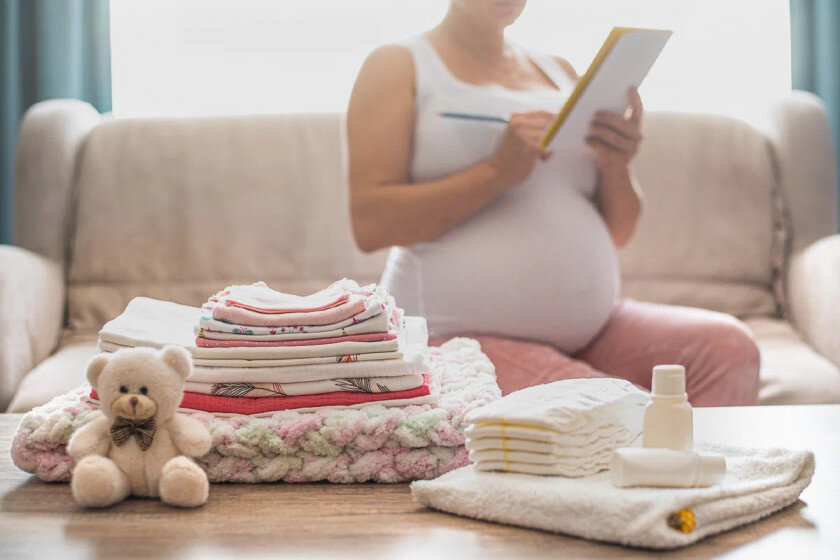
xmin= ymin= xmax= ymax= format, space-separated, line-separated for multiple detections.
xmin=111 ymin=417 xmax=156 ymax=451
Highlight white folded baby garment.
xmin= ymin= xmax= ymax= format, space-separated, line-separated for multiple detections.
xmin=100 ymin=338 xmax=400 ymax=360
xmin=412 ymin=442 xmax=815 ymax=549
xmin=187 ymin=353 xmax=428 ymax=383
xmin=101 ymin=347 xmax=405 ymax=368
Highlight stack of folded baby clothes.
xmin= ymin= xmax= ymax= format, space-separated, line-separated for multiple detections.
xmin=464 ymin=378 xmax=649 ymax=476
xmin=95 ymin=279 xmax=436 ymax=416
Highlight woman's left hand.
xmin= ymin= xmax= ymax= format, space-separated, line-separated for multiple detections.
xmin=586 ymin=87 xmax=644 ymax=174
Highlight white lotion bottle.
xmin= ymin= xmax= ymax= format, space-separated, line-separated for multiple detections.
xmin=643 ymin=365 xmax=693 ymax=451
xmin=610 ymin=448 xmax=726 ymax=488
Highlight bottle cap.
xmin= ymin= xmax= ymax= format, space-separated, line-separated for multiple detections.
xmin=696 ymin=453 xmax=727 ymax=486
xmin=651 ymin=364 xmax=686 ymax=395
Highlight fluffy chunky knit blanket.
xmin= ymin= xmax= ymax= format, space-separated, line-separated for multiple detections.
xmin=11 ymin=338 xmax=500 ymax=483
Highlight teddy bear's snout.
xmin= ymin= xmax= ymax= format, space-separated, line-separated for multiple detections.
xmin=112 ymin=393 xmax=157 ymax=420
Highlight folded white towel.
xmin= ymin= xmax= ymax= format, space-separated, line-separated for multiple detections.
xmin=464 ymin=378 xmax=649 ymax=433
xmin=412 ymin=442 xmax=815 ymax=549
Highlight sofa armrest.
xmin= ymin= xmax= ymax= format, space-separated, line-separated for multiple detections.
xmin=0 ymin=245 xmax=65 ymax=410
xmin=769 ymin=92 xmax=838 ymax=253
xmin=787 ymin=234 xmax=840 ymax=367
xmin=14 ymin=99 xmax=101 ymax=262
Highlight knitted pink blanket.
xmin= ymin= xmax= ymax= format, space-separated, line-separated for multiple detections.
xmin=11 ymin=338 xmax=500 ymax=483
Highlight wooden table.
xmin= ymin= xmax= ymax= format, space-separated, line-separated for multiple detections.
xmin=1 ymin=406 xmax=838 ymax=559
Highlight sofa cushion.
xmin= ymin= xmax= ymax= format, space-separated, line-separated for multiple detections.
xmin=622 ymin=114 xmax=781 ymax=317
xmin=9 ymin=316 xmax=840 ymax=411
xmin=66 ymin=114 xmax=388 ymax=333
xmin=6 ymin=337 xmax=98 ymax=413
xmin=747 ymin=317 xmax=840 ymax=404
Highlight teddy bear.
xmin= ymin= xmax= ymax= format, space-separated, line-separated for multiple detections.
xmin=68 ymin=345 xmax=212 ymax=508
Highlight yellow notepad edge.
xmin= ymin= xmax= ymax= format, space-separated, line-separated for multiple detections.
xmin=539 ymin=27 xmax=666 ymax=150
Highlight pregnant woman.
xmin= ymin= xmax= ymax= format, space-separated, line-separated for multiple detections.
xmin=347 ymin=0 xmax=759 ymax=405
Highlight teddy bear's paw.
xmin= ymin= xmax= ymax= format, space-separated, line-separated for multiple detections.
xmin=177 ymin=433 xmax=213 ymax=458
xmin=71 ymin=456 xmax=130 ymax=508
xmin=159 ymin=456 xmax=209 ymax=508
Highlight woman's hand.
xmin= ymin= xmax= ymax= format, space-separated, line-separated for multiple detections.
xmin=487 ymin=110 xmax=555 ymax=189
xmin=587 ymin=87 xmax=644 ymax=248
xmin=586 ymin=87 xmax=644 ymax=175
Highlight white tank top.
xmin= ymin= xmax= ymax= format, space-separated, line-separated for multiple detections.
xmin=381 ymin=34 xmax=620 ymax=353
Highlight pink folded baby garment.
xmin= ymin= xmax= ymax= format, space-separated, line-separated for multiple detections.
xmin=195 ymin=331 xmax=397 ymax=348
xmin=211 ymin=280 xmax=358 ymax=314
xmin=198 ymin=292 xmax=396 ymax=337
xmin=211 ymin=296 xmax=372 ymax=327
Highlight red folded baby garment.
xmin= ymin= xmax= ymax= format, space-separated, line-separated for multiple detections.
xmin=90 ymin=374 xmax=431 ymax=414
xmin=194 ymin=331 xmax=397 ymax=348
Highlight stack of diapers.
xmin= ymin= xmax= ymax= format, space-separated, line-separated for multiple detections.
xmin=465 ymin=378 xmax=649 ymax=476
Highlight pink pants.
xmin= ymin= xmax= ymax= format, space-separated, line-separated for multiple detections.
xmin=433 ymin=299 xmax=760 ymax=406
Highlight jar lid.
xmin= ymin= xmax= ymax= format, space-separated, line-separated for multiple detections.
xmin=652 ymin=364 xmax=686 ymax=395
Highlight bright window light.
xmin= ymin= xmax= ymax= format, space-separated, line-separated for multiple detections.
xmin=110 ymin=0 xmax=791 ymax=126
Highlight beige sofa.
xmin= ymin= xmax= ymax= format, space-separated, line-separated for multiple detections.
xmin=3 ymin=93 xmax=839 ymax=412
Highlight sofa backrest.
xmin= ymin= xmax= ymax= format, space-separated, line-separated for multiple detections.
xmin=14 ymin=95 xmax=837 ymax=335
xmin=64 ymin=113 xmax=387 ymax=332
xmin=621 ymin=112 xmax=782 ymax=317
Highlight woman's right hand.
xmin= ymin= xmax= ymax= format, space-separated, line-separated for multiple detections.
xmin=487 ymin=110 xmax=556 ymax=189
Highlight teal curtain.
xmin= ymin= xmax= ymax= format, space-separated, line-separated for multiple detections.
xmin=791 ymin=0 xmax=840 ymax=220
xmin=0 ymin=0 xmax=111 ymax=245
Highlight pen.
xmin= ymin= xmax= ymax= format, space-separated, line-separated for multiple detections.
xmin=438 ymin=112 xmax=509 ymax=124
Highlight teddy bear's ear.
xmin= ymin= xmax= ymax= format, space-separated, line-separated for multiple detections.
xmin=86 ymin=354 xmax=110 ymax=388
xmin=160 ymin=345 xmax=192 ymax=380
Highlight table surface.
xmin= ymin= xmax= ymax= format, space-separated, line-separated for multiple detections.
xmin=1 ymin=405 xmax=838 ymax=559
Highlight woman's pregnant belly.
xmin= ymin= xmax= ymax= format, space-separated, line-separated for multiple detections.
xmin=382 ymin=157 xmax=620 ymax=354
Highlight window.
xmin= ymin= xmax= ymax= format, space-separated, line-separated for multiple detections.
xmin=111 ymin=0 xmax=791 ymax=126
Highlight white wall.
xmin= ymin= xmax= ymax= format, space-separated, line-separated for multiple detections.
xmin=111 ymin=0 xmax=791 ymax=126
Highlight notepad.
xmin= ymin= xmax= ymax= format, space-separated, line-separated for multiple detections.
xmin=540 ymin=27 xmax=672 ymax=150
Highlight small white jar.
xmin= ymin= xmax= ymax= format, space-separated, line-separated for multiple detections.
xmin=642 ymin=365 xmax=693 ymax=451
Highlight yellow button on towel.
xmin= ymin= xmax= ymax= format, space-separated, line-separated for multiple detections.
xmin=667 ymin=509 xmax=696 ymax=533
